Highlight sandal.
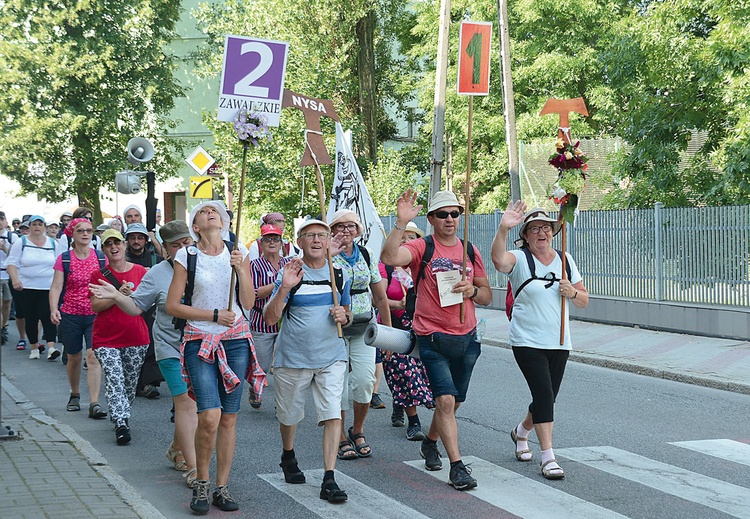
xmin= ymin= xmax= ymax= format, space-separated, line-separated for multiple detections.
xmin=337 ymin=441 xmax=357 ymax=460
xmin=540 ymin=459 xmax=565 ymax=480
xmin=183 ymin=467 xmax=197 ymax=488
xmin=66 ymin=394 xmax=80 ymax=412
xmin=279 ymin=457 xmax=306 ymax=484
xmin=319 ymin=479 xmax=348 ymax=503
xmin=88 ymin=402 xmax=107 ymax=419
xmin=347 ymin=426 xmax=372 ymax=458
xmin=510 ymin=428 xmax=533 ymax=461
xmin=165 ymin=442 xmax=188 ymax=471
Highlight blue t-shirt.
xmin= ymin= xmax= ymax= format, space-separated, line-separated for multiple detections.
xmin=272 ymin=262 xmax=351 ymax=369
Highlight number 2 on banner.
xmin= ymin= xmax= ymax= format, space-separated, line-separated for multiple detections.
xmin=234 ymin=42 xmax=272 ymax=97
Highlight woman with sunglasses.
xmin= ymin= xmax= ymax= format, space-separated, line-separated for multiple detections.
xmin=49 ymin=218 xmax=106 ymax=416
xmin=329 ymin=209 xmax=391 ymax=460
xmin=58 ymin=207 xmax=101 ymax=251
xmin=491 ymin=202 xmax=589 ymax=480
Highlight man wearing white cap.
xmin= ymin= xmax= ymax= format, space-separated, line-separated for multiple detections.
xmin=381 ymin=189 xmax=492 ymax=491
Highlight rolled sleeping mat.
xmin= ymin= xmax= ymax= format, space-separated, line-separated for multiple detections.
xmin=363 ymin=323 xmax=419 ymax=358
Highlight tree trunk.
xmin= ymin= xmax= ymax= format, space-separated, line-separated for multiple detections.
xmin=356 ymin=10 xmax=378 ymax=164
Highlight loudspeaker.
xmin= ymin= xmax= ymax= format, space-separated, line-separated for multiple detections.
xmin=116 ymin=173 xmax=142 ymax=194
xmin=126 ymin=137 xmax=154 ymax=165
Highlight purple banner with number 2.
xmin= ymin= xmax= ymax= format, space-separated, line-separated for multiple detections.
xmin=221 ymin=36 xmax=287 ymax=99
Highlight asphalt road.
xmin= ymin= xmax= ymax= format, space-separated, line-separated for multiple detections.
xmin=3 ymin=341 xmax=749 ymax=519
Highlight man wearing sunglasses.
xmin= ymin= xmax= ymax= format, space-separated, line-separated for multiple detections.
xmin=381 ymin=189 xmax=492 ymax=491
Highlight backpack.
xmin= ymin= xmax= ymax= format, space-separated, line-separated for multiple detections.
xmin=505 ymin=248 xmax=572 ymax=321
xmin=59 ymin=249 xmax=107 ymax=307
xmin=21 ymin=236 xmax=56 ymax=255
xmin=284 ymin=266 xmax=345 ymax=318
xmin=405 ymin=235 xmax=476 ymax=320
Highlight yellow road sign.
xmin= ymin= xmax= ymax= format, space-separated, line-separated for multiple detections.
xmin=190 ymin=176 xmax=213 ymax=198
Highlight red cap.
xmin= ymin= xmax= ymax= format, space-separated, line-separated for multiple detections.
xmin=260 ymin=224 xmax=283 ymax=236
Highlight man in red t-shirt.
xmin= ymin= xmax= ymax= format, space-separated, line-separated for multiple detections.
xmin=381 ymin=189 xmax=492 ymax=491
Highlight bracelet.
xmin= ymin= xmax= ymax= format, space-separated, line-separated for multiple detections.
xmin=213 ymin=309 xmax=219 ymax=322
xmin=344 ymin=313 xmax=351 ymax=325
xmin=470 ymin=286 xmax=478 ymax=299
xmin=393 ymin=223 xmax=407 ymax=231
xmin=572 ymin=290 xmax=578 ymax=300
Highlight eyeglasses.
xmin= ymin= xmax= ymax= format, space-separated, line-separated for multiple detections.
xmin=300 ymin=232 xmax=329 ymax=240
xmin=527 ymin=225 xmax=552 ymax=234
xmin=103 ymin=240 xmax=122 ymax=247
xmin=75 ymin=228 xmax=94 ymax=234
xmin=333 ymin=223 xmax=358 ymax=232
xmin=261 ymin=236 xmax=282 ymax=243
xmin=433 ymin=210 xmax=461 ymax=219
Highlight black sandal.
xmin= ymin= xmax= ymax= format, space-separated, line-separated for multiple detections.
xmin=337 ymin=440 xmax=357 ymax=460
xmin=347 ymin=426 xmax=372 ymax=458
xmin=67 ymin=394 xmax=80 ymax=412
xmin=319 ymin=479 xmax=347 ymax=503
xmin=88 ymin=403 xmax=107 ymax=419
xmin=279 ymin=457 xmax=306 ymax=484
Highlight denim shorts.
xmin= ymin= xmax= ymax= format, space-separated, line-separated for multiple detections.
xmin=183 ymin=338 xmax=250 ymax=414
xmin=59 ymin=313 xmax=95 ymax=355
xmin=416 ymin=330 xmax=481 ymax=402
xmin=158 ymin=358 xmax=188 ymax=398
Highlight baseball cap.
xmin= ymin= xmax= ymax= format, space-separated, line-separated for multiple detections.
xmin=260 ymin=224 xmax=283 ymax=236
xmin=159 ymin=220 xmax=192 ymax=243
xmin=101 ymin=229 xmax=124 ymax=244
xmin=296 ymin=218 xmax=330 ymax=237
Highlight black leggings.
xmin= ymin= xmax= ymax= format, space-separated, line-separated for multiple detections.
xmin=512 ymin=347 xmax=569 ymax=424
xmin=13 ymin=288 xmax=56 ymax=344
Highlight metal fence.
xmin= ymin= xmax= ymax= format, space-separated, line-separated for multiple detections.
xmin=381 ymin=203 xmax=750 ymax=308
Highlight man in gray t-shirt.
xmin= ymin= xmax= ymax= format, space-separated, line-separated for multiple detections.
xmin=263 ymin=219 xmax=352 ymax=504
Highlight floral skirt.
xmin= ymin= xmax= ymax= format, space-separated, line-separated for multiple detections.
xmin=383 ymin=352 xmax=435 ymax=409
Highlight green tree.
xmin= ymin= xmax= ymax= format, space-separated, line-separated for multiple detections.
xmin=0 ymin=0 xmax=186 ymax=221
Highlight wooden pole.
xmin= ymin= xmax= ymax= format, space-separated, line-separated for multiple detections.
xmin=228 ymin=141 xmax=248 ymax=310
xmin=496 ymin=0 xmax=520 ymax=201
xmin=559 ymin=221 xmax=567 ymax=345
xmin=460 ymin=96 xmax=474 ymax=324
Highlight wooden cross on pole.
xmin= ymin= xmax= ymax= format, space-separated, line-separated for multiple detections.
xmin=282 ymin=89 xmax=343 ymax=337
xmin=539 ymin=96 xmax=588 ymax=345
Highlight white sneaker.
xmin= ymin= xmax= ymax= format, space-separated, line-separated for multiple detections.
xmin=29 ymin=349 xmax=40 ymax=359
xmin=47 ymin=346 xmax=61 ymax=361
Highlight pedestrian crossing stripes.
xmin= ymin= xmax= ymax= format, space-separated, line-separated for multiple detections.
xmin=669 ymin=439 xmax=750 ymax=467
xmin=259 ymin=469 xmax=431 ymax=519
xmin=557 ymin=445 xmax=750 ymax=518
xmin=405 ymin=456 xmax=628 ymax=519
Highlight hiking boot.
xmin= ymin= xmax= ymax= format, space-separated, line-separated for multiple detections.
xmin=212 ymin=484 xmax=239 ymax=511
xmin=115 ymin=424 xmax=131 ymax=445
xmin=370 ymin=393 xmax=385 ymax=409
xmin=190 ymin=480 xmax=210 ymax=514
xmin=391 ymin=405 xmax=405 ymax=427
xmin=449 ymin=461 xmax=477 ymax=490
xmin=406 ymin=422 xmax=425 ymax=441
xmin=420 ymin=439 xmax=443 ymax=471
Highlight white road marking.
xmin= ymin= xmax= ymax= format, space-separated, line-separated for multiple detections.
xmin=669 ymin=439 xmax=750 ymax=467
xmin=405 ymin=455 xmax=628 ymax=519
xmin=558 ymin=446 xmax=750 ymax=519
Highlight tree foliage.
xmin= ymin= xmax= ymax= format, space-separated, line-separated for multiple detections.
xmin=0 ymin=0 xmax=186 ymax=220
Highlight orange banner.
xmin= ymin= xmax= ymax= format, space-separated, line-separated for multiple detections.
xmin=457 ymin=21 xmax=492 ymax=96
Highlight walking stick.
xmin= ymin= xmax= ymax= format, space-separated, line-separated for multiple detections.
xmin=460 ymin=96 xmax=474 ymax=324
xmin=559 ymin=220 xmax=567 ymax=345
xmin=227 ymin=140 xmax=249 ymax=310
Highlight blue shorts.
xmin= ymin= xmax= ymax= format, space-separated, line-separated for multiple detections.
xmin=158 ymin=358 xmax=188 ymax=397
xmin=416 ymin=331 xmax=481 ymax=403
xmin=183 ymin=338 xmax=250 ymax=414
xmin=59 ymin=313 xmax=95 ymax=355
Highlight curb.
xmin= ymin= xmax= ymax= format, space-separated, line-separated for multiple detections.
xmin=1 ymin=375 xmax=167 ymax=519
xmin=481 ymin=338 xmax=750 ymax=396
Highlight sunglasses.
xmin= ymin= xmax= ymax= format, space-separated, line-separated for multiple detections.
xmin=261 ymin=236 xmax=282 ymax=243
xmin=433 ymin=210 xmax=461 ymax=219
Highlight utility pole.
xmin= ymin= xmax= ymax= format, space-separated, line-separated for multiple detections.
xmin=496 ymin=0 xmax=521 ymax=201
xmin=429 ymin=0 xmax=451 ymax=206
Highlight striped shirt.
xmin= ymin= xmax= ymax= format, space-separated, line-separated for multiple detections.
xmin=249 ymin=255 xmax=292 ymax=333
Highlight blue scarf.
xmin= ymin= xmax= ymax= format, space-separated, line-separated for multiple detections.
xmin=339 ymin=244 xmax=361 ymax=267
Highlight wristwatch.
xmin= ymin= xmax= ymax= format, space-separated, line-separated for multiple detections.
xmin=470 ymin=286 xmax=478 ymax=299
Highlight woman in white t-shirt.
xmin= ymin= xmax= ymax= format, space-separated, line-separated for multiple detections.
xmin=6 ymin=215 xmax=61 ymax=360
xmin=491 ymin=203 xmax=589 ymax=481
xmin=166 ymin=201 xmax=260 ymax=514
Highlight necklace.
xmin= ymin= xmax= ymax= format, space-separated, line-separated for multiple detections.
xmin=198 ymin=242 xmax=223 ymax=255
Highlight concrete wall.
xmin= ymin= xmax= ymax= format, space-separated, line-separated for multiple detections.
xmin=490 ymin=287 xmax=750 ymax=341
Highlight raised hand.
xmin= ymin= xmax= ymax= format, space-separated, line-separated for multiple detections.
xmin=88 ymin=279 xmax=119 ymax=300
xmin=500 ymin=200 xmax=528 ymax=230
xmin=396 ymin=189 xmax=422 ymax=224
xmin=281 ymin=257 xmax=305 ymax=288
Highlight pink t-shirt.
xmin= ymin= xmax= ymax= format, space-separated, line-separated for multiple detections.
xmin=378 ymin=262 xmax=408 ymax=322
xmin=403 ymin=237 xmax=487 ymax=336
xmin=54 ymin=250 xmax=108 ymax=316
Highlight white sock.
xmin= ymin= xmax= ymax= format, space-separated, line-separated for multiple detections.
xmin=517 ymin=423 xmax=533 ymax=438
xmin=541 ymin=448 xmax=557 ymax=465
xmin=515 ymin=423 xmax=531 ymax=452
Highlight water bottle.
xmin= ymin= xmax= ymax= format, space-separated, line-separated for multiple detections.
xmin=477 ymin=317 xmax=487 ymax=342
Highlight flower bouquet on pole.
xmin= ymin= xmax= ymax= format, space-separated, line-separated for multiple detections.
xmin=227 ymin=108 xmax=272 ymax=308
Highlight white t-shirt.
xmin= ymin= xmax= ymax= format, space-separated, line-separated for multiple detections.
xmin=5 ymin=236 xmax=62 ymax=290
xmin=508 ymin=249 xmax=582 ymax=350
xmin=174 ymin=243 xmax=249 ymax=335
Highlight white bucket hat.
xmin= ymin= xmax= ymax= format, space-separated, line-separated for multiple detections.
xmin=188 ymin=201 xmax=230 ymax=242
xmin=329 ymin=209 xmax=364 ymax=237
xmin=427 ymin=191 xmax=464 ymax=215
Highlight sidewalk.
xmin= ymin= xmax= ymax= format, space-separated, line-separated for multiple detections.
xmin=0 ymin=373 xmax=165 ymax=519
xmin=477 ymin=307 xmax=750 ymax=395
